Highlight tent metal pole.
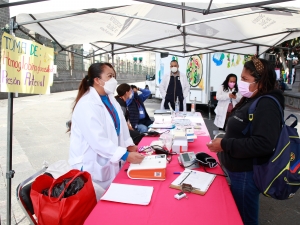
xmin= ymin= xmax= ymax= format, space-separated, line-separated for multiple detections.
xmin=188 ymin=30 xmax=293 ymax=44
xmin=29 ymin=14 xmax=65 ymax=51
xmin=111 ymin=44 xmax=114 ymax=66
xmin=94 ymin=41 xmax=184 ymax=54
xmin=137 ymin=34 xmax=182 ymax=46
xmin=18 ymin=6 xmax=126 ymax=26
xmin=204 ymin=0 xmax=213 ymax=15
xmin=19 ymin=11 xmax=97 ymax=26
xmin=187 ymin=33 xmax=234 ymax=42
xmin=241 ymin=41 xmax=290 ymax=50
xmin=133 ymin=46 xmax=184 ymax=57
xmin=182 ymin=2 xmax=187 ymax=53
xmin=136 ymin=46 xmax=183 ymax=53
xmin=59 ymin=48 xmax=85 ymax=57
xmin=189 ymin=30 xmax=295 ymax=52
xmin=100 ymin=11 xmax=179 ymax=26
xmin=258 ymin=32 xmax=292 ymax=56
xmin=90 ymin=43 xmax=107 ymax=52
xmin=17 ymin=26 xmax=43 ymax=45
xmin=133 ymin=0 xmax=206 ymax=14
xmin=186 ymin=50 xmax=251 ymax=57
xmin=260 ymin=6 xmax=299 ymax=13
xmin=113 ymin=45 xmax=183 ymax=54
xmin=187 ymin=44 xmax=257 ymax=56
xmin=207 ymin=53 xmax=212 ymax=120
xmin=94 ymin=34 xmax=181 ymax=47
xmin=207 ymin=0 xmax=293 ymax=14
xmin=133 ymin=0 xmax=291 ymax=14
xmin=113 ymin=50 xmax=155 ymax=55
xmin=240 ymin=30 xmax=295 ymax=41
xmin=257 ymin=45 xmax=260 ymax=55
xmin=0 ymin=0 xmax=49 ymax=8
xmin=6 ymin=17 xmax=16 ymax=225
xmin=181 ymin=10 xmax=266 ymax=27
xmin=85 ymin=48 xmax=102 ymax=58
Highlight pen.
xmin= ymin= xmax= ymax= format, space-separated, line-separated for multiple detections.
xmin=174 ymin=171 xmax=192 ymax=174
xmin=179 ymin=171 xmax=193 ymax=185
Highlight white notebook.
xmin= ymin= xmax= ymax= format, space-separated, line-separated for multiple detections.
xmin=100 ymin=183 xmax=154 ymax=205
xmin=170 ymin=169 xmax=216 ymax=195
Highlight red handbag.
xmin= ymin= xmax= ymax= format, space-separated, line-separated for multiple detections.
xmin=30 ymin=169 xmax=96 ymax=225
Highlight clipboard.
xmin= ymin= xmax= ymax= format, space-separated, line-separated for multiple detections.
xmin=170 ymin=169 xmax=216 ymax=195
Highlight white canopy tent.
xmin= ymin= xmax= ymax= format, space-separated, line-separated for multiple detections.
xmin=2 ymin=1 xmax=300 ymax=224
xmin=6 ymin=0 xmax=300 ymax=58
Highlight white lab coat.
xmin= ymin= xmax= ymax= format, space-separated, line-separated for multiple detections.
xmin=159 ymin=71 xmax=190 ymax=110
xmin=214 ymin=85 xmax=242 ymax=129
xmin=69 ymin=87 xmax=134 ymax=190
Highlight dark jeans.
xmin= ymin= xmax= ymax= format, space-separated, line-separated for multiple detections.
xmin=226 ymin=170 xmax=260 ymax=225
xmin=138 ymin=118 xmax=153 ymax=127
xmin=164 ymin=98 xmax=183 ymax=111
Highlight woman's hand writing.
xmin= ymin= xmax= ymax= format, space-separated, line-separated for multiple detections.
xmin=127 ymin=152 xmax=145 ymax=164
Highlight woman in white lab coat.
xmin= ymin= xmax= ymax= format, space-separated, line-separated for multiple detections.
xmin=214 ymin=74 xmax=241 ymax=130
xmin=69 ymin=62 xmax=144 ymax=190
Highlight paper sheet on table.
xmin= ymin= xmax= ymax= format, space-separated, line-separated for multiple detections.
xmin=100 ymin=183 xmax=154 ymax=205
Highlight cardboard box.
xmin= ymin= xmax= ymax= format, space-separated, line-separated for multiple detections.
xmin=172 ymin=139 xmax=188 ymax=153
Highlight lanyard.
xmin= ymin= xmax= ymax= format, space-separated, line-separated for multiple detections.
xmin=103 ymin=98 xmax=118 ymax=131
xmin=135 ymin=98 xmax=141 ymax=108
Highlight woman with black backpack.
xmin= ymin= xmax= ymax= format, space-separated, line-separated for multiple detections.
xmin=207 ymin=56 xmax=284 ymax=225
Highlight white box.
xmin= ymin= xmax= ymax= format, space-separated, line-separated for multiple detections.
xmin=172 ymin=139 xmax=188 ymax=153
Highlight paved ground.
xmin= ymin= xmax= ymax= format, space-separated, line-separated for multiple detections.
xmin=0 ymin=86 xmax=299 ymax=224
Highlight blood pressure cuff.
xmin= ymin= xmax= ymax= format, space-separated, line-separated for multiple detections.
xmin=195 ymin=152 xmax=217 ymax=168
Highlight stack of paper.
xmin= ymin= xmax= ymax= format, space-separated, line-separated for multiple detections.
xmin=170 ymin=169 xmax=216 ymax=195
xmin=101 ymin=183 xmax=154 ymax=205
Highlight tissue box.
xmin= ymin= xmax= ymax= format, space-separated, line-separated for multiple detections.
xmin=173 ymin=130 xmax=186 ymax=140
xmin=186 ymin=128 xmax=197 ymax=142
xmin=172 ymin=139 xmax=188 ymax=153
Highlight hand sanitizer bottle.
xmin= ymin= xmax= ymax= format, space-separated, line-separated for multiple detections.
xmin=175 ymin=97 xmax=179 ymax=113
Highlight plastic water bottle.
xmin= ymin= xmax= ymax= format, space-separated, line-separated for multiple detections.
xmin=159 ymin=61 xmax=164 ymax=84
xmin=191 ymin=97 xmax=196 ymax=113
xmin=175 ymin=97 xmax=179 ymax=113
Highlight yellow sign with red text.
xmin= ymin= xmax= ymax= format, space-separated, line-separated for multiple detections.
xmin=0 ymin=33 xmax=54 ymax=94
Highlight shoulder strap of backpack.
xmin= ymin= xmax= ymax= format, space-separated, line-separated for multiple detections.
xmin=285 ymin=114 xmax=298 ymax=128
xmin=242 ymin=95 xmax=284 ymax=135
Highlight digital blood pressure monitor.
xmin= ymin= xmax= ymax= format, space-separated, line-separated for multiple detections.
xmin=178 ymin=152 xmax=199 ymax=169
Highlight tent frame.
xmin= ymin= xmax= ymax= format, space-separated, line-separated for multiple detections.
xmin=2 ymin=1 xmax=299 ymax=224
xmin=8 ymin=0 xmax=297 ymax=59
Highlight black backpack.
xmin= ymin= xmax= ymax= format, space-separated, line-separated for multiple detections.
xmin=243 ymin=95 xmax=300 ymax=200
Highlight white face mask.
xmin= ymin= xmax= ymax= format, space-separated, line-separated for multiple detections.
xmin=128 ymin=90 xmax=133 ymax=100
xmin=102 ymin=78 xmax=117 ymax=95
xmin=238 ymin=80 xmax=257 ymax=98
xmin=171 ymin=67 xmax=178 ymax=73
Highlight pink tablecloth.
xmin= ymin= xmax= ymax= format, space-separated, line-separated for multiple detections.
xmin=84 ymin=136 xmax=243 ymax=225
